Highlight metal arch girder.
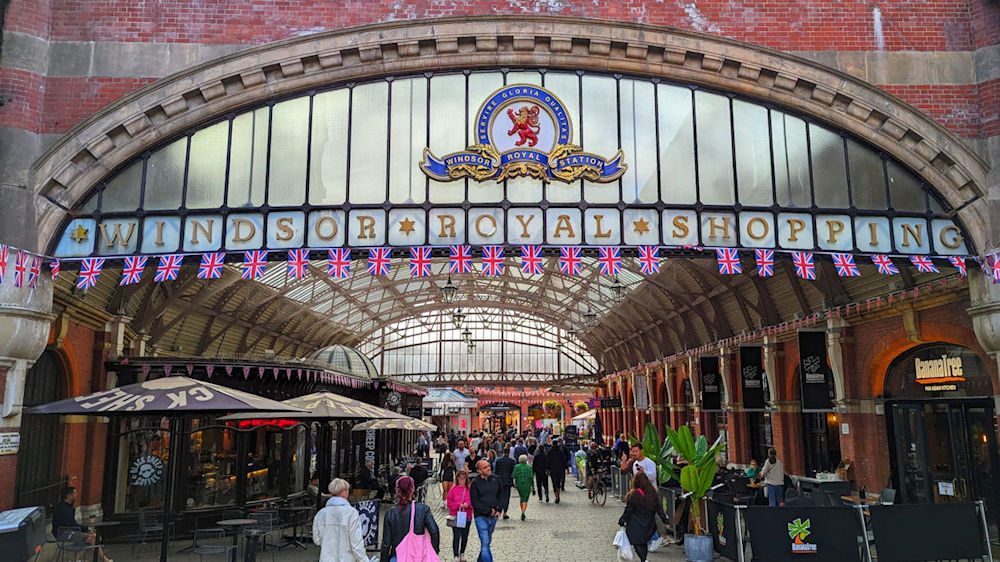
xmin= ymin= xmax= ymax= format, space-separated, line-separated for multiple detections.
xmin=131 ymin=268 xmax=202 ymax=333
xmin=149 ymin=272 xmax=242 ymax=339
xmin=672 ymin=260 xmax=734 ymax=340
xmin=780 ymin=260 xmax=813 ymax=317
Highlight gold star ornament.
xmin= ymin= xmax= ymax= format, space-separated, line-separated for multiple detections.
xmin=70 ymin=224 xmax=89 ymax=242
xmin=398 ymin=217 xmax=416 ymax=235
xmin=632 ymin=218 xmax=650 ymax=235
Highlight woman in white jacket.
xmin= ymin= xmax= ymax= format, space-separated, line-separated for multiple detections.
xmin=313 ymin=478 xmax=368 ymax=562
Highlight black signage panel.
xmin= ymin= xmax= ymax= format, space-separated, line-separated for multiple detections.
xmin=744 ymin=506 xmax=863 ymax=561
xmin=868 ymin=503 xmax=985 ymax=561
xmin=599 ymin=398 xmax=622 ymax=409
xmin=700 ymin=356 xmax=722 ymax=411
xmin=740 ymin=346 xmax=766 ymax=411
xmin=707 ymin=499 xmax=740 ymax=560
xmin=798 ymin=331 xmax=834 ymax=411
xmin=407 ymin=406 xmax=422 ymax=418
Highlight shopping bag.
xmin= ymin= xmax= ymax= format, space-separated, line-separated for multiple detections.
xmin=456 ymin=511 xmax=468 ymax=528
xmin=613 ymin=527 xmax=634 ymax=561
xmin=648 ymin=532 xmax=662 ymax=552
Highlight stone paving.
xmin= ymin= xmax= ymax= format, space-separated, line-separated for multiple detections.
xmin=57 ymin=478 xmax=690 ymax=561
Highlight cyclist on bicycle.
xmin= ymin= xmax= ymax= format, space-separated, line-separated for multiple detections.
xmin=586 ymin=441 xmax=604 ymax=498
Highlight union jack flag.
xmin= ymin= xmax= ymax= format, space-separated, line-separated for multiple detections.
xmin=754 ymin=249 xmax=774 ymax=278
xmin=120 ymin=256 xmax=148 ymax=285
xmin=49 ymin=258 xmax=60 ymax=279
xmin=948 ymin=256 xmax=967 ymax=277
xmin=28 ymin=255 xmax=42 ymax=289
xmin=909 ymin=256 xmax=938 ymax=274
xmin=367 ymin=248 xmax=391 ymax=275
xmin=241 ymin=250 xmax=268 ymax=280
xmin=871 ymin=254 xmax=898 ymax=275
xmin=449 ymin=245 xmax=473 ymax=274
xmin=637 ymin=246 xmax=660 ymax=275
xmin=76 ymin=257 xmax=105 ymax=290
xmin=0 ymin=245 xmax=7 ymax=285
xmin=598 ymin=247 xmax=622 ymax=276
xmin=327 ymin=248 xmax=351 ymax=278
xmin=988 ymin=253 xmax=1000 ymax=284
xmin=520 ymin=245 xmax=543 ymax=275
xmin=155 ymin=255 xmax=183 ymax=282
xmin=559 ymin=247 xmax=582 ymax=275
xmin=287 ymin=249 xmax=309 ymax=278
xmin=197 ymin=252 xmax=226 ymax=279
xmin=716 ymin=248 xmax=742 ymax=275
xmin=791 ymin=251 xmax=816 ymax=280
xmin=832 ymin=253 xmax=860 ymax=277
xmin=410 ymin=246 xmax=432 ymax=277
xmin=482 ymin=246 xmax=505 ymax=276
xmin=13 ymin=251 xmax=27 ymax=288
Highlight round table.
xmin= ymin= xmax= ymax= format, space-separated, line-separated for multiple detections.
xmin=215 ymin=519 xmax=257 ymax=562
xmin=88 ymin=520 xmax=119 ymax=562
xmin=279 ymin=506 xmax=315 ymax=549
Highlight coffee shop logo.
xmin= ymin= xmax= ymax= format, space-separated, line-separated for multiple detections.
xmin=787 ymin=517 xmax=818 ymax=554
xmin=129 ymin=454 xmax=164 ymax=487
xmin=420 ymin=84 xmax=626 ymax=184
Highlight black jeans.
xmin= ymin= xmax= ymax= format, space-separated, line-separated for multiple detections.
xmin=498 ymin=485 xmax=511 ymax=513
xmin=534 ymin=473 xmax=548 ymax=498
xmin=451 ymin=523 xmax=470 ymax=556
xmin=633 ymin=542 xmax=648 ymax=562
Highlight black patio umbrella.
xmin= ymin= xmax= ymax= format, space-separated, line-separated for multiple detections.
xmin=25 ymin=376 xmax=307 ymax=562
xmin=593 ymin=407 xmax=604 ymax=444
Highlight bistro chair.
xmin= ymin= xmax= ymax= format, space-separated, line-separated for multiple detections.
xmin=878 ymin=488 xmax=896 ymax=505
xmin=245 ymin=510 xmax=280 ymax=561
xmin=191 ymin=528 xmax=237 ymax=561
xmin=133 ymin=508 xmax=176 ymax=556
xmin=55 ymin=527 xmax=101 ymax=562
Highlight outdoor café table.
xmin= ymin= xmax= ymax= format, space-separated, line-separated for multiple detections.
xmin=279 ymin=506 xmax=315 ymax=549
xmin=842 ymin=495 xmax=880 ymax=509
xmin=215 ymin=519 xmax=257 ymax=562
xmin=89 ymin=520 xmax=119 ymax=562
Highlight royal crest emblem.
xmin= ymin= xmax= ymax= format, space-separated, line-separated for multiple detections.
xmin=420 ymin=84 xmax=626 ymax=183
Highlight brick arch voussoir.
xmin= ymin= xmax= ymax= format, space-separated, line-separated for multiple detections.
xmin=31 ymin=16 xmax=991 ymax=256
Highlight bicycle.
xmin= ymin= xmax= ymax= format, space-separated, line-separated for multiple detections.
xmin=589 ymin=467 xmax=608 ymax=506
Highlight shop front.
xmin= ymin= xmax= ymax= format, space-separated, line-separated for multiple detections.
xmin=885 ymin=343 xmax=999 ymax=531
xmin=480 ymin=402 xmax=521 ymax=433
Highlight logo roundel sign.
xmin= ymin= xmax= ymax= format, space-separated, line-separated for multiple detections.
xmin=420 ymin=84 xmax=626 ymax=183
xmin=129 ymin=454 xmax=164 ymax=487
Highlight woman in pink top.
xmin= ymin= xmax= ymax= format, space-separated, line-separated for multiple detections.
xmin=445 ymin=469 xmax=474 ymax=562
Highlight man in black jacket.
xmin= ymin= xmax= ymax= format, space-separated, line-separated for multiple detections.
xmin=409 ymin=457 xmax=430 ymax=499
xmin=547 ymin=440 xmax=570 ymax=504
xmin=493 ymin=446 xmax=516 ymax=519
xmin=53 ymin=487 xmax=112 ymax=562
xmin=470 ymin=460 xmax=501 ymax=562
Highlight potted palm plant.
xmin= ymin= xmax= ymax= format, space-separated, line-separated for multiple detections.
xmin=661 ymin=425 xmax=725 ymax=562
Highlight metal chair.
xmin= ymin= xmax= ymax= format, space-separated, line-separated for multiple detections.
xmin=133 ymin=508 xmax=175 ymax=556
xmin=878 ymin=487 xmax=896 ymax=505
xmin=191 ymin=528 xmax=237 ymax=561
xmin=245 ymin=510 xmax=280 ymax=561
xmin=55 ymin=528 xmax=100 ymax=562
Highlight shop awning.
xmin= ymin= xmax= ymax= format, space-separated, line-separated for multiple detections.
xmin=218 ymin=391 xmax=408 ymax=421
xmin=572 ymin=409 xmax=597 ymax=422
xmin=352 ymin=418 xmax=437 ymax=431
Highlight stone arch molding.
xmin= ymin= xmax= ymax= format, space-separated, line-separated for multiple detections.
xmin=32 ymin=16 xmax=991 ymax=254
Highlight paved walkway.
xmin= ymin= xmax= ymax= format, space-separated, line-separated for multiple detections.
xmin=61 ymin=480 xmax=690 ymax=561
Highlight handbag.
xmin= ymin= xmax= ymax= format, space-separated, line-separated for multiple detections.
xmin=395 ymin=502 xmax=440 ymax=562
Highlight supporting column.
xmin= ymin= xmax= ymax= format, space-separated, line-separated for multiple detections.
xmin=769 ymin=400 xmax=805 ymax=476
xmin=0 ymin=275 xmax=55 ymax=510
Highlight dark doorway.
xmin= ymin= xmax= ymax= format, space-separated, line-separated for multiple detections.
xmin=746 ymin=411 xmax=773 ymax=465
xmin=801 ymin=412 xmax=842 ymax=475
xmin=15 ymin=351 xmax=65 ymax=512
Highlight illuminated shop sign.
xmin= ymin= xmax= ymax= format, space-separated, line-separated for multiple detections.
xmin=915 ymin=354 xmax=966 ymax=391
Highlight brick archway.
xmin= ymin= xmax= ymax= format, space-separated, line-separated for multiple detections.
xmin=30 ymin=16 xmax=991 ymax=255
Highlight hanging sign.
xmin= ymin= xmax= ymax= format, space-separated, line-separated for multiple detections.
xmin=799 ymin=331 xmax=834 ymax=411
xmin=740 ymin=346 xmax=766 ymax=411
xmin=599 ymin=398 xmax=622 ymax=409
xmin=633 ymin=374 xmax=649 ymax=411
xmin=421 ymin=84 xmax=626 ymax=184
xmin=700 ymin=357 xmax=722 ymax=411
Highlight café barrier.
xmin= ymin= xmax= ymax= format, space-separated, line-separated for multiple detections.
xmin=744 ymin=505 xmax=864 ymax=561
xmin=707 ymin=498 xmax=744 ymax=562
xmin=353 ymin=499 xmax=380 ymax=547
xmin=867 ymin=501 xmax=992 ymax=562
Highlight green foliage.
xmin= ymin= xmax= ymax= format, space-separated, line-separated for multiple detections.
xmin=628 ymin=423 xmax=679 ymax=485
xmin=663 ymin=423 xmax=726 ymax=536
